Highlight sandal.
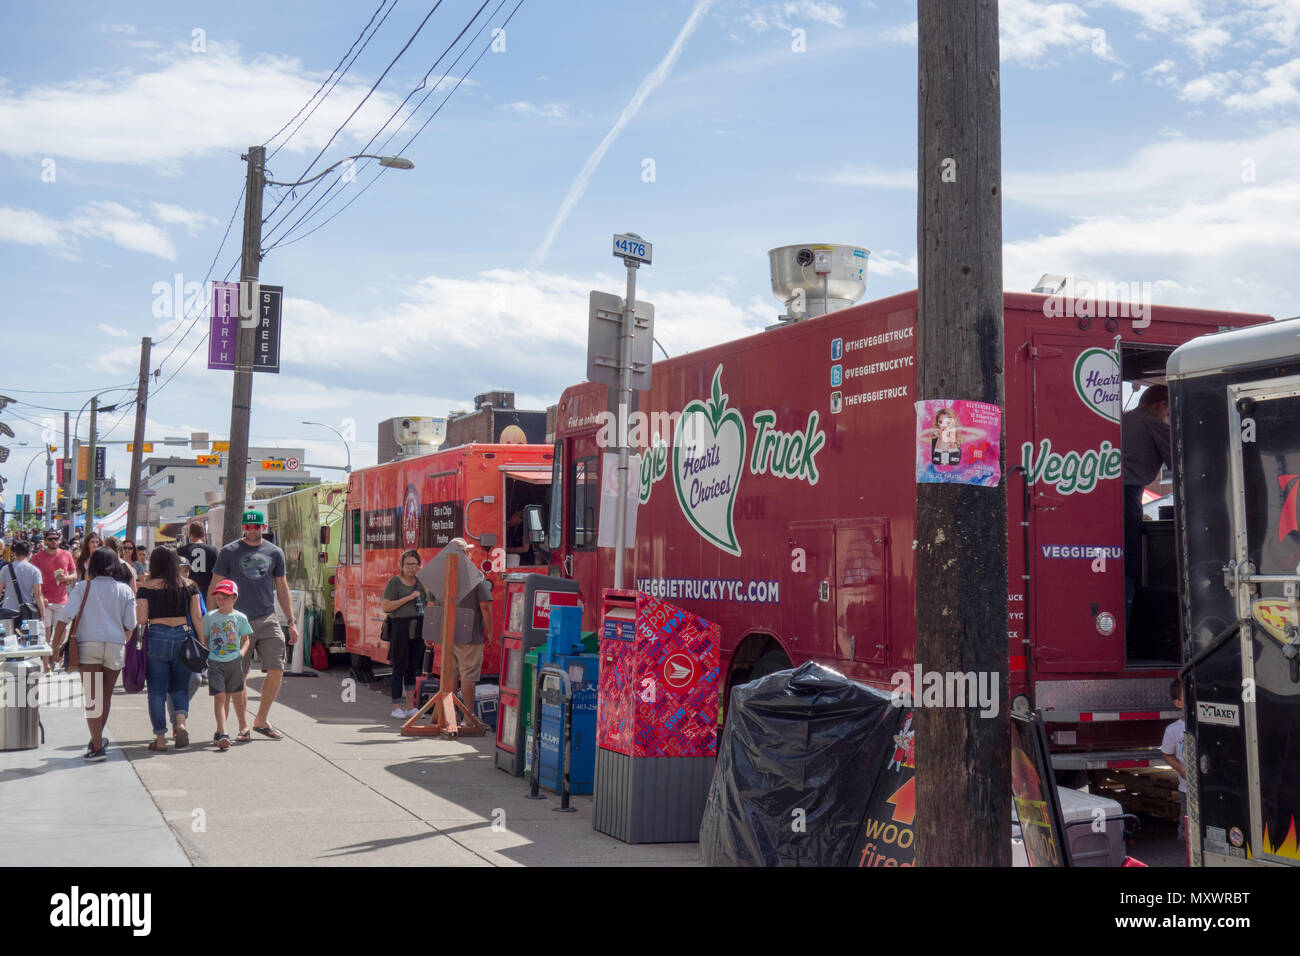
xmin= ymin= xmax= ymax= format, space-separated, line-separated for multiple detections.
xmin=175 ymin=728 xmax=190 ymax=749
xmin=147 ymin=739 xmax=167 ymax=752
xmin=217 ymin=735 xmax=231 ymax=752
xmin=236 ymin=731 xmax=252 ymax=743
xmin=252 ymin=724 xmax=283 ymax=740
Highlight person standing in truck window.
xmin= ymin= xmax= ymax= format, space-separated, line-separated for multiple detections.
xmin=1122 ymin=385 xmax=1172 ymax=628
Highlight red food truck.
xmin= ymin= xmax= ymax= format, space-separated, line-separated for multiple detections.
xmin=545 ymin=287 xmax=1272 ymax=772
xmin=334 ymin=442 xmax=554 ymax=679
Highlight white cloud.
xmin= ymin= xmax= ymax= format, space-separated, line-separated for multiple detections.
xmin=97 ymin=323 xmax=131 ymax=338
xmin=0 ymin=200 xmax=179 ymax=259
xmin=888 ymin=1 xmax=1115 ymax=65
xmin=0 ymin=40 xmax=406 ymax=168
xmin=0 ymin=206 xmax=64 ymax=248
xmin=1098 ymin=0 xmax=1233 ymax=60
xmin=1223 ymin=58 xmax=1300 ymax=110
xmin=149 ymin=202 xmax=216 ymax=236
xmin=503 ymin=101 xmax=570 ymax=119
xmin=1181 ymin=70 xmax=1240 ymax=101
xmin=744 ymin=1 xmax=847 ymax=32
xmin=999 ymin=0 xmax=1117 ymax=65
xmin=817 ymin=163 xmax=914 ymax=189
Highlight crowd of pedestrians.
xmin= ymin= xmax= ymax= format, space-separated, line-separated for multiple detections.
xmin=4 ymin=520 xmax=488 ymax=762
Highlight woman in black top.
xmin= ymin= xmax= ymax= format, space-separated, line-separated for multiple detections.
xmin=137 ymin=548 xmax=205 ymax=751
xmin=381 ymin=549 xmax=428 ymax=719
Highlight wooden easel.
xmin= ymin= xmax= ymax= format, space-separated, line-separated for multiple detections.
xmin=401 ymin=545 xmax=485 ymax=738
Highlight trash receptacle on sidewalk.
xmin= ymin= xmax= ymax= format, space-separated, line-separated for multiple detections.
xmin=0 ymin=657 xmax=42 ymax=751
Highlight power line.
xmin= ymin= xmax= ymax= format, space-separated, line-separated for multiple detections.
xmin=267 ymin=0 xmax=524 ymax=252
xmin=151 ymin=183 xmax=246 ymax=360
xmin=265 ymin=0 xmax=399 ymax=161
xmin=263 ymin=0 xmax=494 ymax=250
xmin=259 ymin=0 xmax=447 ymax=232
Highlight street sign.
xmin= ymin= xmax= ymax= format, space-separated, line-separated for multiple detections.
xmin=208 ymin=280 xmax=239 ymax=370
xmin=190 ymin=432 xmax=209 ymax=450
xmin=196 ymin=455 xmax=220 ymax=466
xmin=285 ymin=457 xmax=300 ymax=470
xmin=612 ymin=233 xmax=652 ymax=265
xmin=126 ymin=443 xmax=154 ymax=454
xmin=212 ymin=440 xmax=230 ymax=452
xmin=209 ymin=281 xmax=283 ymax=373
xmin=94 ymin=446 xmax=106 ymax=480
xmin=261 ymin=459 xmax=285 ymax=471
xmin=586 ymin=291 xmax=654 ymax=391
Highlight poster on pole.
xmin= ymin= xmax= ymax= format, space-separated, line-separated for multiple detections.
xmin=914 ymin=399 xmax=1002 ymax=486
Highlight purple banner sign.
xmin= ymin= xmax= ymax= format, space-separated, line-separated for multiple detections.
xmin=208 ymin=280 xmax=239 ymax=371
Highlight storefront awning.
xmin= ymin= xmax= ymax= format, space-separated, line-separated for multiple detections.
xmin=502 ymin=468 xmax=552 ymax=485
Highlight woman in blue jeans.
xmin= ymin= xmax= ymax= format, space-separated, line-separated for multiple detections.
xmin=136 ymin=547 xmax=205 ymax=751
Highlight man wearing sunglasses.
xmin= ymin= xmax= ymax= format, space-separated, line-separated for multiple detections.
xmin=210 ymin=509 xmax=298 ymax=741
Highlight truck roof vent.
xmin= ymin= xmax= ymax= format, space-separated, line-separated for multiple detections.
xmin=768 ymin=244 xmax=869 ymax=326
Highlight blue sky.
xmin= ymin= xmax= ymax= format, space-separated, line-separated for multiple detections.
xmin=3 ymin=0 xmax=1299 ymax=499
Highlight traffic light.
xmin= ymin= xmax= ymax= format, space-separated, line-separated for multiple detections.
xmin=36 ymin=490 xmax=44 ymax=508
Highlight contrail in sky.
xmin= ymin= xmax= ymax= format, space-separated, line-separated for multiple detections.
xmin=530 ymin=0 xmax=714 ymax=267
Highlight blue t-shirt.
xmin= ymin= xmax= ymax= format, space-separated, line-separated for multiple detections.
xmin=203 ymin=610 xmax=253 ymax=662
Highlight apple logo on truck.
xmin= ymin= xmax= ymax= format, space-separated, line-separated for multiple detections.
xmin=673 ymin=365 xmax=747 ymax=556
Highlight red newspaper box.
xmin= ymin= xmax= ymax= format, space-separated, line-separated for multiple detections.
xmin=593 ymin=588 xmax=720 ymax=843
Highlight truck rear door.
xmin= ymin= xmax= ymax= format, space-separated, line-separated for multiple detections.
xmin=1027 ymin=334 xmax=1126 ymax=674
xmin=1225 ymin=376 xmax=1300 ymax=864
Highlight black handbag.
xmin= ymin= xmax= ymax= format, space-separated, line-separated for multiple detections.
xmin=179 ymin=584 xmax=208 ymax=673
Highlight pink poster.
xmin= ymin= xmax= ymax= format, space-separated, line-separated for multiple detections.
xmin=914 ymin=400 xmax=1002 ymax=486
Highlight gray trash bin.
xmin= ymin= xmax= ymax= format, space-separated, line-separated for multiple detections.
xmin=0 ymin=657 xmax=41 ymax=751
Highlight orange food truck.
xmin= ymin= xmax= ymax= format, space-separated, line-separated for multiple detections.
xmin=334 ymin=442 xmax=555 ymax=680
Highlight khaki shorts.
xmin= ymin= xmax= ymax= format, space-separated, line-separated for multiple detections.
xmin=241 ymin=615 xmax=286 ymax=673
xmin=44 ymin=602 xmax=65 ymax=633
xmin=78 ymin=640 xmax=126 ymax=670
xmin=449 ymin=642 xmax=484 ymax=685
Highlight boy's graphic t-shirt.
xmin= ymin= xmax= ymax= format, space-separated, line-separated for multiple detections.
xmin=204 ymin=610 xmax=253 ymax=663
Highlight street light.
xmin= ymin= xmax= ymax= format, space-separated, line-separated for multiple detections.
xmin=267 ymin=154 xmax=415 ymax=188
xmin=302 ymin=421 xmax=351 ymax=474
xmin=19 ymin=446 xmax=51 ymax=530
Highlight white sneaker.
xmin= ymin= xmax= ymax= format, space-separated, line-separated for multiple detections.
xmin=404 ymin=707 xmax=421 ymax=718
xmin=390 ymin=706 xmax=406 ymax=719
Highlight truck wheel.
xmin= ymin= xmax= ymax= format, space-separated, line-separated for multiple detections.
xmin=747 ymin=648 xmax=792 ymax=683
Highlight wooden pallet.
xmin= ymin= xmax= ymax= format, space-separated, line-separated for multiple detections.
xmin=1089 ymin=768 xmax=1182 ymax=821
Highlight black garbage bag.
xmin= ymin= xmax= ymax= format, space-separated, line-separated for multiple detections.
xmin=699 ymin=661 xmax=907 ymax=866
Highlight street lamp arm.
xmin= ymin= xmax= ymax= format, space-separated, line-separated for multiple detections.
xmin=266 ymin=154 xmax=414 ymax=188
xmin=302 ymin=421 xmax=352 ymax=475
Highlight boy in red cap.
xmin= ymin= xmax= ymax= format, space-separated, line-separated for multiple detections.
xmin=204 ymin=578 xmax=253 ymax=750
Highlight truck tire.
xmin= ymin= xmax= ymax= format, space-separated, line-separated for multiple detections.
xmin=748 ymin=648 xmax=792 ymax=683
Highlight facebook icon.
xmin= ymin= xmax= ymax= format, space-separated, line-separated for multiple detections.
xmin=831 ymin=337 xmax=843 ymax=361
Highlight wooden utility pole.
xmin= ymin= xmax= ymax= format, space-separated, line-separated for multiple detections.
xmin=914 ymin=0 xmax=1010 ymax=866
xmin=62 ymin=412 xmax=70 ymax=538
xmin=126 ymin=336 xmax=151 ymax=545
xmin=222 ymin=146 xmax=265 ymax=545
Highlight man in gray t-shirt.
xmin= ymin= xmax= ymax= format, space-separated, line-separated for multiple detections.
xmin=1 ymin=541 xmax=46 ymax=623
xmin=210 ymin=509 xmax=297 ymax=741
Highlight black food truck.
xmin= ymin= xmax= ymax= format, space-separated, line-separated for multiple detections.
xmin=1168 ymin=316 xmax=1300 ymax=867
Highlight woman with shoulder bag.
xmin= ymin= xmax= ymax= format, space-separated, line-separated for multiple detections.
xmin=137 ymin=547 xmax=205 ymax=751
xmin=380 ymin=549 xmax=429 ymax=719
xmin=50 ymin=548 xmax=137 ymax=762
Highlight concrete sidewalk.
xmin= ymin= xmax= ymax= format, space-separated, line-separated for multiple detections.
xmin=3 ymin=665 xmax=701 ymax=866
xmin=0 ymin=671 xmax=190 ymax=866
